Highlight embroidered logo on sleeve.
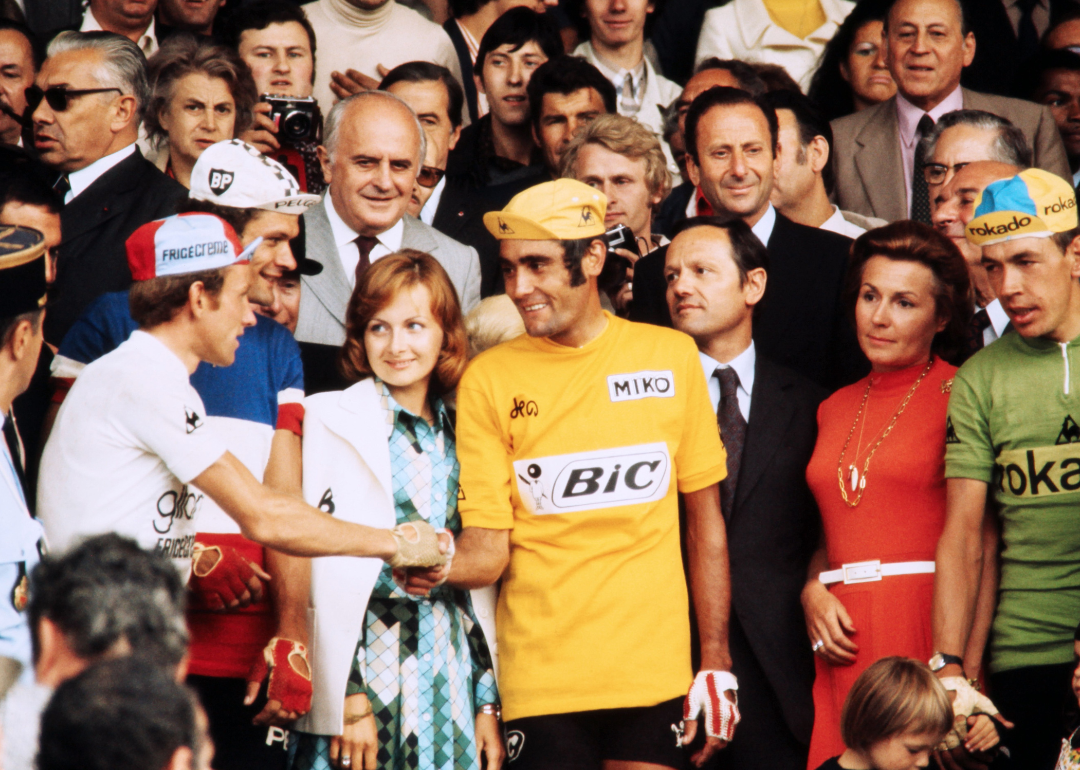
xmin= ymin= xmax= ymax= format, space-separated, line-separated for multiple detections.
xmin=185 ymin=407 xmax=203 ymax=433
xmin=513 ymin=442 xmax=671 ymax=514
xmin=607 ymin=370 xmax=675 ymax=402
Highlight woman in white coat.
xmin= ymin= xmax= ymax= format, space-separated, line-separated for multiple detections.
xmin=290 ymin=250 xmax=503 ymax=770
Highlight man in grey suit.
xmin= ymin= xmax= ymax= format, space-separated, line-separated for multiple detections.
xmin=296 ymin=90 xmax=482 ymax=392
xmin=831 ymin=0 xmax=1070 ymax=224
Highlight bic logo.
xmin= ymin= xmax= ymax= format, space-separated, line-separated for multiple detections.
xmin=607 ymin=370 xmax=675 ymax=402
xmin=513 ymin=442 xmax=671 ymax=514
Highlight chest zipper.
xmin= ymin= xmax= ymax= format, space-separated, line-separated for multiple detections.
xmin=1062 ymin=342 xmax=1072 ymax=396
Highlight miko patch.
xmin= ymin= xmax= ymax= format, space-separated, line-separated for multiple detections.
xmin=607 ymin=370 xmax=675 ymax=402
xmin=514 ymin=442 xmax=671 ymax=514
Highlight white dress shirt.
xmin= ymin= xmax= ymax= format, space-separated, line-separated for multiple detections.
xmin=821 ymin=205 xmax=867 ymax=239
xmin=419 ymin=176 xmax=447 ymax=227
xmin=897 ymin=86 xmax=964 ymax=217
xmin=80 ymin=10 xmax=158 ymax=58
xmin=751 ymin=204 xmax=776 ymax=245
xmin=699 ymin=341 xmax=756 ymax=422
xmin=65 ymin=143 xmax=136 ymax=204
xmin=324 ymin=196 xmax=405 ymax=287
xmin=983 ymin=298 xmax=1010 ymax=347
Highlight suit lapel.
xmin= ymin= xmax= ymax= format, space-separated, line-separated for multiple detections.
xmin=853 ymin=99 xmax=906 ymax=222
xmin=301 ymin=198 xmax=353 ymax=326
xmin=60 ymin=149 xmax=148 ymax=241
xmin=401 ymin=214 xmax=440 ymax=254
xmin=733 ymin=357 xmax=796 ymax=514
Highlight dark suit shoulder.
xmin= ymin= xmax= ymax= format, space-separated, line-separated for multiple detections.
xmin=770 ymin=212 xmax=853 ymax=257
xmin=755 ymin=354 xmax=828 ymax=407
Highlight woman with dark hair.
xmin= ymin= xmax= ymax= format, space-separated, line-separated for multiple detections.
xmin=145 ymin=34 xmax=258 ymax=188
xmin=798 ymin=222 xmax=997 ymax=766
xmin=291 ymin=250 xmax=503 ymax=770
xmin=807 ymin=0 xmax=895 ymax=122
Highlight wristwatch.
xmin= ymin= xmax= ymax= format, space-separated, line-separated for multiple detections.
xmin=929 ymin=652 xmax=964 ymax=672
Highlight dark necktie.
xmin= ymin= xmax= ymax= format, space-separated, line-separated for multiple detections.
xmin=2 ymin=412 xmax=29 ymax=508
xmin=715 ymin=367 xmax=746 ymax=521
xmin=353 ymin=235 xmax=378 ymax=286
xmin=964 ymin=307 xmax=992 ymax=361
xmin=1016 ymin=0 xmax=1040 ymax=61
xmin=52 ymin=173 xmax=70 ymax=202
xmin=912 ymin=114 xmax=935 ymax=225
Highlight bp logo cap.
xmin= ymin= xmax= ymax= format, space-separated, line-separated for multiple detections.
xmin=484 ymin=179 xmax=607 ymax=240
xmin=126 ymin=213 xmax=260 ymax=281
xmin=966 ymin=168 xmax=1078 ymax=247
xmin=0 ymin=225 xmax=47 ymax=316
xmin=189 ymin=139 xmax=321 ymax=215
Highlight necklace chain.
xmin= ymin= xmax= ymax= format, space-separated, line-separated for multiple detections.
xmin=836 ymin=359 xmax=935 ymax=507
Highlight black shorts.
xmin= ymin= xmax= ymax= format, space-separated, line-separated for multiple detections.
xmin=187 ymin=674 xmax=289 ymax=770
xmin=504 ymin=697 xmax=688 ymax=770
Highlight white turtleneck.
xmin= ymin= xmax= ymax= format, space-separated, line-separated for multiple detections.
xmin=306 ymin=0 xmax=464 ymax=118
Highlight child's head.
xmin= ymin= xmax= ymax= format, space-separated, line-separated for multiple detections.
xmin=340 ymin=249 xmax=468 ymax=396
xmin=841 ymin=657 xmax=953 ymax=770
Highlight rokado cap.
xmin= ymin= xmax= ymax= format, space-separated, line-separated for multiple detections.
xmin=0 ymin=225 xmax=47 ymax=317
xmin=126 ymin=213 xmax=259 ymax=282
xmin=189 ymin=139 xmax=321 ymax=216
xmin=484 ymin=179 xmax=607 ymax=240
xmin=965 ymin=168 xmax=1078 ymax=247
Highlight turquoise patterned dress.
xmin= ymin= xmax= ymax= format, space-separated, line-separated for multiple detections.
xmin=290 ymin=380 xmax=499 ymax=770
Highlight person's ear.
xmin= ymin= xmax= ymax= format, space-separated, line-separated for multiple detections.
xmin=962 ymin=31 xmax=976 ymax=69
xmin=316 ymin=144 xmax=333 ymax=184
xmin=449 ymin=122 xmax=462 ymax=152
xmin=34 ymin=617 xmax=83 ymax=688
xmin=839 ymin=60 xmax=851 ymax=84
xmin=582 ymin=238 xmax=607 ymax=279
xmin=742 ymin=267 xmax=767 ymax=308
xmin=685 ymin=152 xmax=701 ymax=188
xmin=474 ymin=72 xmax=486 ymax=97
xmin=111 ymin=94 xmax=138 ymax=133
xmin=808 ymin=135 xmax=830 ymax=175
xmin=165 ymin=746 xmax=195 ymax=770
xmin=1066 ymin=234 xmax=1080 ymax=279
xmin=7 ymin=318 xmax=33 ymax=362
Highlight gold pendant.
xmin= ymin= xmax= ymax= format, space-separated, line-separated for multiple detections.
xmin=849 ymin=464 xmax=859 ymax=492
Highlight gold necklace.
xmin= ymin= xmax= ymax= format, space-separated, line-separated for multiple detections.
xmin=836 ymin=359 xmax=934 ymax=507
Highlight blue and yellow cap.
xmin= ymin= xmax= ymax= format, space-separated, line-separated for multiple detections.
xmin=965 ymin=168 xmax=1078 ymax=247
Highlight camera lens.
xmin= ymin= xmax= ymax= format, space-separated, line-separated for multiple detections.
xmin=282 ymin=110 xmax=312 ymax=142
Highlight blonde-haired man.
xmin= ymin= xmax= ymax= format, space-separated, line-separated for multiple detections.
xmin=561 ymin=113 xmax=671 ymax=312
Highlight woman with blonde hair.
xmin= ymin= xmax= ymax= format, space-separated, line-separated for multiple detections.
xmin=291 ymin=250 xmax=503 ymax=770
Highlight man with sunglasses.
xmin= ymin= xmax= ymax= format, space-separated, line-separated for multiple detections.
xmin=31 ymin=31 xmax=186 ymax=346
xmin=295 ymin=89 xmax=481 ymax=393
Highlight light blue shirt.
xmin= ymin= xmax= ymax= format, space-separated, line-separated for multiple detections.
xmin=698 ymin=341 xmax=756 ymax=422
xmin=0 ymin=414 xmax=44 ymax=671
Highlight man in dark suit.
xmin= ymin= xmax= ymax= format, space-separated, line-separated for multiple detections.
xmin=32 ymin=31 xmax=185 ymax=344
xmin=666 ymin=215 xmax=824 ymax=770
xmin=633 ymin=86 xmax=865 ymax=390
xmin=831 ymin=0 xmax=1069 ymax=224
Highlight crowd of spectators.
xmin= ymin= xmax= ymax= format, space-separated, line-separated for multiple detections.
xmin=8 ymin=0 xmax=1080 ymax=769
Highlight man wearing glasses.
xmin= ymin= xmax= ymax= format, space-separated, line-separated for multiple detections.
xmin=30 ymin=30 xmax=186 ymax=346
xmin=921 ymin=110 xmax=1033 ymax=202
xmin=295 ymin=89 xmax=481 ymax=393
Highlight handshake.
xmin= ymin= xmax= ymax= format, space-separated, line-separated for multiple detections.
xmin=387 ymin=521 xmax=450 ymax=569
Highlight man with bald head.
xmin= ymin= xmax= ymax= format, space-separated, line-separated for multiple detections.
xmin=295 ymin=90 xmax=482 ymax=392
xmin=831 ymin=0 xmax=1068 ymax=223
xmin=933 ymin=161 xmax=1018 ymax=362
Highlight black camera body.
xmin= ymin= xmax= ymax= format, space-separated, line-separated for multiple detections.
xmin=262 ymin=95 xmax=320 ymax=144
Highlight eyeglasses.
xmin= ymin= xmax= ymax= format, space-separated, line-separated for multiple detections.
xmin=416 ymin=165 xmax=446 ymax=189
xmin=25 ymin=85 xmax=123 ymax=113
xmin=923 ymin=161 xmax=970 ymax=186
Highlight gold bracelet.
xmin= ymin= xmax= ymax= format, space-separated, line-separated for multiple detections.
xmin=343 ymin=704 xmax=373 ymax=725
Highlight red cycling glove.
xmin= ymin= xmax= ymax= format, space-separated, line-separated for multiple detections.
xmin=189 ymin=543 xmax=261 ymax=611
xmin=247 ymin=637 xmax=313 ymax=714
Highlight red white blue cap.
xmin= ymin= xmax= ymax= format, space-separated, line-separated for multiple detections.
xmin=126 ymin=213 xmax=259 ymax=281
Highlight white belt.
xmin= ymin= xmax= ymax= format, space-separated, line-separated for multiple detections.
xmin=818 ymin=560 xmax=935 ymax=586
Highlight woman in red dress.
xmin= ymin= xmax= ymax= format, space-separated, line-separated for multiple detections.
xmin=802 ymin=222 xmax=981 ymax=767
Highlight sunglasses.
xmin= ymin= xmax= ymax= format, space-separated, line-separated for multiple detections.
xmin=922 ymin=161 xmax=970 ymax=186
xmin=25 ymin=85 xmax=123 ymax=113
xmin=416 ymin=165 xmax=446 ymax=189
